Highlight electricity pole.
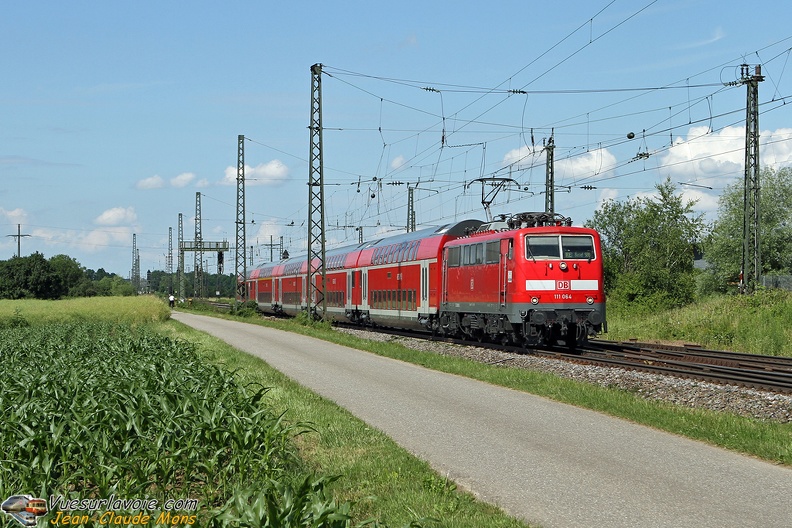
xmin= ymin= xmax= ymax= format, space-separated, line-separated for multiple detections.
xmin=407 ymin=186 xmax=416 ymax=232
xmin=167 ymin=227 xmax=173 ymax=294
xmin=178 ymin=213 xmax=185 ymax=299
xmin=544 ymin=134 xmax=555 ymax=214
xmin=307 ymin=63 xmax=327 ymax=319
xmin=739 ymin=64 xmax=764 ymax=294
xmin=194 ymin=192 xmax=203 ymax=298
xmin=131 ymin=234 xmax=140 ymax=293
xmin=235 ymin=134 xmax=247 ymax=300
xmin=6 ymin=224 xmax=30 ymax=257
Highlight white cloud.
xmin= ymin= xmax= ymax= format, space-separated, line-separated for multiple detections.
xmin=0 ymin=207 xmax=28 ymax=224
xmin=94 ymin=206 xmax=137 ymax=226
xmin=659 ymin=126 xmax=744 ymax=184
xmin=502 ymin=145 xmax=543 ymax=168
xmin=196 ymin=178 xmax=210 ymax=188
xmin=136 ymin=175 xmax=164 ymax=189
xmin=222 ymin=160 xmax=290 ymax=186
xmin=557 ymin=148 xmax=617 ymax=181
xmin=390 ymin=155 xmax=407 ymax=170
xmin=761 ymin=128 xmax=792 ymax=168
xmin=78 ymin=226 xmax=134 ymax=253
xmin=171 ymin=172 xmax=196 ymax=188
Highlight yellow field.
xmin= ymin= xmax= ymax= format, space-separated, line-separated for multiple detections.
xmin=0 ymin=295 xmax=170 ymax=325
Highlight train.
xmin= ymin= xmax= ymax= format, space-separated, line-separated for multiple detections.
xmin=245 ymin=212 xmax=606 ymax=349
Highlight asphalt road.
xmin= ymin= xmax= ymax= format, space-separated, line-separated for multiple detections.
xmin=172 ymin=311 xmax=792 ymax=528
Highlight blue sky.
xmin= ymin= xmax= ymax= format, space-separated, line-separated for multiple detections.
xmin=2 ymin=1 xmax=791 ymax=278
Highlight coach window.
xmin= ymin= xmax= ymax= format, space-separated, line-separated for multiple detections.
xmin=526 ymin=235 xmax=561 ymax=259
xmin=475 ymin=243 xmax=484 ymax=264
xmin=447 ymin=246 xmax=461 ymax=267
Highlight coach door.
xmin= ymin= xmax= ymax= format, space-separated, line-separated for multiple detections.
xmin=361 ymin=269 xmax=368 ymax=310
xmin=499 ymin=238 xmax=512 ymax=307
xmin=420 ymin=260 xmax=431 ymax=315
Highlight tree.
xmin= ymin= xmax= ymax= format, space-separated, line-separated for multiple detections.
xmin=49 ymin=254 xmax=84 ymax=297
xmin=586 ymin=178 xmax=705 ymax=308
xmin=0 ymin=253 xmax=60 ymax=299
xmin=702 ymin=166 xmax=792 ymax=293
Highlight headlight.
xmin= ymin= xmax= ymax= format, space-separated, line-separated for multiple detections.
xmin=531 ymin=297 xmax=539 ymax=305
xmin=586 ymin=296 xmax=594 ymax=305
xmin=559 ymin=262 xmax=568 ymax=271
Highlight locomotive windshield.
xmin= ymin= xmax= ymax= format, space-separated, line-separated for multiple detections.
xmin=525 ymin=235 xmax=595 ymax=260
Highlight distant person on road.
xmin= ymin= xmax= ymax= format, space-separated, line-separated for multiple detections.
xmin=168 ymin=294 xmax=175 ymax=308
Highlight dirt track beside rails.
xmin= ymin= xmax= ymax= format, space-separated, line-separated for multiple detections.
xmin=172 ymin=312 xmax=792 ymax=528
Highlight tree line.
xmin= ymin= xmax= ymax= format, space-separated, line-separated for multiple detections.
xmin=0 ymin=253 xmax=239 ymax=301
xmin=0 ymin=253 xmax=134 ymax=299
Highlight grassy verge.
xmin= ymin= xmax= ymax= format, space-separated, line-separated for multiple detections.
xmin=605 ymin=289 xmax=792 ymax=356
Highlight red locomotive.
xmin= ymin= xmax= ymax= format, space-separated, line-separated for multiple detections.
xmin=246 ymin=212 xmax=605 ymax=348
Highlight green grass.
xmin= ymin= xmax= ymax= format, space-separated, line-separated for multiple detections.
xmin=605 ymin=289 xmax=792 ymax=355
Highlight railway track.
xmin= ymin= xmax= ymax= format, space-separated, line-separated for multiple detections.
xmin=568 ymin=340 xmax=792 ymax=394
xmin=333 ymin=323 xmax=792 ymax=394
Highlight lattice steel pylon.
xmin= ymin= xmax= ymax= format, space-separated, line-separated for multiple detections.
xmin=194 ymin=191 xmax=203 ymax=298
xmin=544 ymin=135 xmax=555 ymax=214
xmin=740 ymin=64 xmax=764 ymax=294
xmin=406 ymin=186 xmax=416 ymax=232
xmin=178 ymin=213 xmax=185 ymax=299
xmin=235 ymin=134 xmax=247 ymax=300
xmin=167 ymin=227 xmax=173 ymax=294
xmin=131 ymin=234 xmax=140 ymax=293
xmin=307 ymin=63 xmax=327 ymax=318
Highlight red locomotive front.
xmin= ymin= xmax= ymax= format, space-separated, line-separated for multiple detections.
xmin=440 ymin=212 xmax=605 ymax=348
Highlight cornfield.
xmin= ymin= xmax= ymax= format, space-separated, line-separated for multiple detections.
xmin=0 ymin=320 xmax=353 ymax=527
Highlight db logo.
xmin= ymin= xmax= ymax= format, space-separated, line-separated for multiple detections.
xmin=556 ymin=280 xmax=570 ymax=290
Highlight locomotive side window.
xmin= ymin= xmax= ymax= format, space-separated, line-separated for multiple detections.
xmin=485 ymin=241 xmax=499 ymax=264
xmin=475 ymin=243 xmax=484 ymax=264
xmin=526 ymin=236 xmax=561 ymax=259
xmin=447 ymin=246 xmax=461 ymax=267
xmin=462 ymin=245 xmax=472 ymax=265
xmin=561 ymin=235 xmax=596 ymax=260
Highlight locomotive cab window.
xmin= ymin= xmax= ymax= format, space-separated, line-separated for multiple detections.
xmin=562 ymin=235 xmax=596 ymax=260
xmin=525 ymin=236 xmax=561 ymax=259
